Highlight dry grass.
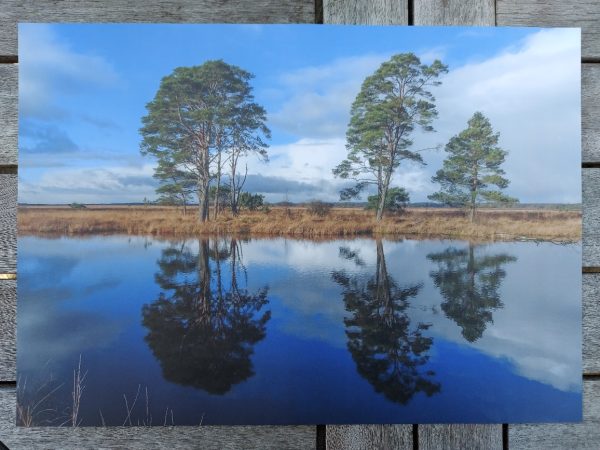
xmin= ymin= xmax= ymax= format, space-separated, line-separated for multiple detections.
xmin=18 ymin=205 xmax=581 ymax=242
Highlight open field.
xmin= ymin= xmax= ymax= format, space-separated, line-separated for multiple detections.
xmin=17 ymin=205 xmax=581 ymax=242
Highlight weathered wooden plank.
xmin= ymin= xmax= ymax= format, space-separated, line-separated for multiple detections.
xmin=0 ymin=0 xmax=315 ymax=57
xmin=583 ymin=169 xmax=600 ymax=267
xmin=583 ymin=64 xmax=600 ymax=163
xmin=419 ymin=425 xmax=503 ymax=450
xmin=414 ymin=0 xmax=495 ymax=26
xmin=326 ymin=425 xmax=412 ymax=450
xmin=323 ymin=0 xmax=408 ymax=25
xmin=0 ymin=172 xmax=16 ymax=274
xmin=0 ymin=280 xmax=15 ymax=382
xmin=510 ymin=379 xmax=599 ymax=449
xmin=496 ymin=0 xmax=600 ymax=60
xmin=322 ymin=1 xmax=412 ymax=447
xmin=584 ymin=274 xmax=600 ymax=374
xmin=0 ymin=64 xmax=17 ymax=166
xmin=0 ymin=387 xmax=315 ymax=450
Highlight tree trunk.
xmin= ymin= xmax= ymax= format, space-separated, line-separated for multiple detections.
xmin=230 ymin=154 xmax=241 ymax=216
xmin=469 ymin=190 xmax=477 ymax=223
xmin=199 ymin=182 xmax=210 ymax=222
xmin=376 ymin=169 xmax=393 ymax=222
xmin=214 ymin=150 xmax=222 ymax=219
xmin=198 ymin=140 xmax=211 ymax=223
xmin=376 ymin=196 xmax=385 ymax=222
xmin=470 ymin=162 xmax=478 ymax=223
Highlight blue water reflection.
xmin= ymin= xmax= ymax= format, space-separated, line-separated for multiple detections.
xmin=17 ymin=235 xmax=582 ymax=425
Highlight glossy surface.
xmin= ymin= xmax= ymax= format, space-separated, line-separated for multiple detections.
xmin=17 ymin=236 xmax=582 ymax=425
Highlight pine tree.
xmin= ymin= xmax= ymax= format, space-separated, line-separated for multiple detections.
xmin=140 ymin=60 xmax=269 ymax=223
xmin=333 ymin=53 xmax=448 ymax=221
xmin=428 ymin=112 xmax=518 ymax=222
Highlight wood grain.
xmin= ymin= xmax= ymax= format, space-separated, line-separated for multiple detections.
xmin=583 ymin=64 xmax=600 ymax=163
xmin=584 ymin=274 xmax=600 ymax=374
xmin=583 ymin=169 xmax=600 ymax=267
xmin=326 ymin=425 xmax=412 ymax=449
xmin=413 ymin=0 xmax=495 ymax=26
xmin=496 ymin=0 xmax=600 ymax=60
xmin=0 ymin=64 xmax=17 ymax=166
xmin=323 ymin=0 xmax=407 ymax=25
xmin=0 ymin=0 xmax=315 ymax=57
xmin=419 ymin=424 xmax=503 ymax=450
xmin=510 ymin=379 xmax=600 ymax=449
xmin=0 ymin=280 xmax=15 ymax=382
xmin=0 ymin=172 xmax=16 ymax=274
xmin=0 ymin=387 xmax=315 ymax=450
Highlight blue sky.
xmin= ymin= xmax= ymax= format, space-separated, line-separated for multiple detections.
xmin=18 ymin=24 xmax=581 ymax=204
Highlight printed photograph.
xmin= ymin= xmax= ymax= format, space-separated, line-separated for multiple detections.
xmin=17 ymin=24 xmax=582 ymax=425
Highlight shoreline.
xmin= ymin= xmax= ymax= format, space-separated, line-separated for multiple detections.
xmin=18 ymin=206 xmax=582 ymax=243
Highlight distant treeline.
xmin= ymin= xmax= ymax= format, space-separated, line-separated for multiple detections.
xmin=19 ymin=202 xmax=581 ymax=211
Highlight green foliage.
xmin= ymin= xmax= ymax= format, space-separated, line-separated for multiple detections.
xmin=307 ymin=200 xmax=333 ymax=217
xmin=428 ymin=112 xmax=518 ymax=220
xmin=154 ymin=158 xmax=196 ymax=208
xmin=333 ymin=53 xmax=448 ymax=221
xmin=69 ymin=202 xmax=87 ymax=209
xmin=365 ymin=187 xmax=409 ymax=214
xmin=139 ymin=60 xmax=269 ymax=221
xmin=238 ymin=192 xmax=264 ymax=211
xmin=209 ymin=184 xmax=232 ymax=203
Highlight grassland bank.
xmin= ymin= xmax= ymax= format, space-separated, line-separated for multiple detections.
xmin=18 ymin=206 xmax=581 ymax=241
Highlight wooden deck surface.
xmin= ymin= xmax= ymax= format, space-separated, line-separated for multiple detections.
xmin=1 ymin=0 xmax=598 ymax=448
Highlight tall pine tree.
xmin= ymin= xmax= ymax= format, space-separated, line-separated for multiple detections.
xmin=428 ymin=112 xmax=517 ymax=222
xmin=333 ymin=53 xmax=448 ymax=221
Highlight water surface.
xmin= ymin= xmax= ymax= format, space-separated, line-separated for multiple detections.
xmin=17 ymin=235 xmax=582 ymax=425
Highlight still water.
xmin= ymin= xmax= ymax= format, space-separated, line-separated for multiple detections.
xmin=17 ymin=235 xmax=582 ymax=425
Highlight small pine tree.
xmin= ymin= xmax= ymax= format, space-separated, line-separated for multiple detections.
xmin=428 ymin=112 xmax=518 ymax=222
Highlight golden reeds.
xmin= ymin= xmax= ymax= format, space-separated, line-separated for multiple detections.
xmin=17 ymin=206 xmax=581 ymax=241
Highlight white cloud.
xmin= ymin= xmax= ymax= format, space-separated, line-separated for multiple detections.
xmin=19 ymin=24 xmax=119 ymax=119
xmin=19 ymin=164 xmax=157 ymax=204
xmin=408 ymin=28 xmax=581 ymax=203
xmin=246 ymin=138 xmax=348 ymax=202
xmin=20 ymin=28 xmax=581 ymax=205
xmin=270 ymin=54 xmax=387 ymax=139
xmin=268 ymin=29 xmax=580 ymax=203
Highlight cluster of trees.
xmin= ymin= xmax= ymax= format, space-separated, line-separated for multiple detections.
xmin=141 ymin=54 xmax=517 ymax=225
xmin=140 ymin=60 xmax=270 ymax=222
xmin=334 ymin=53 xmax=518 ymax=222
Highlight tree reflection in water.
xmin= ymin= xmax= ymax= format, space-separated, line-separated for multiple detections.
xmin=427 ymin=243 xmax=517 ymax=342
xmin=333 ymin=240 xmax=440 ymax=404
xmin=142 ymin=238 xmax=270 ymax=394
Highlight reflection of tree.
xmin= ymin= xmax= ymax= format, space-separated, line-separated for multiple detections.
xmin=333 ymin=241 xmax=439 ymax=404
xmin=142 ymin=238 xmax=270 ymax=394
xmin=427 ymin=244 xmax=516 ymax=342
